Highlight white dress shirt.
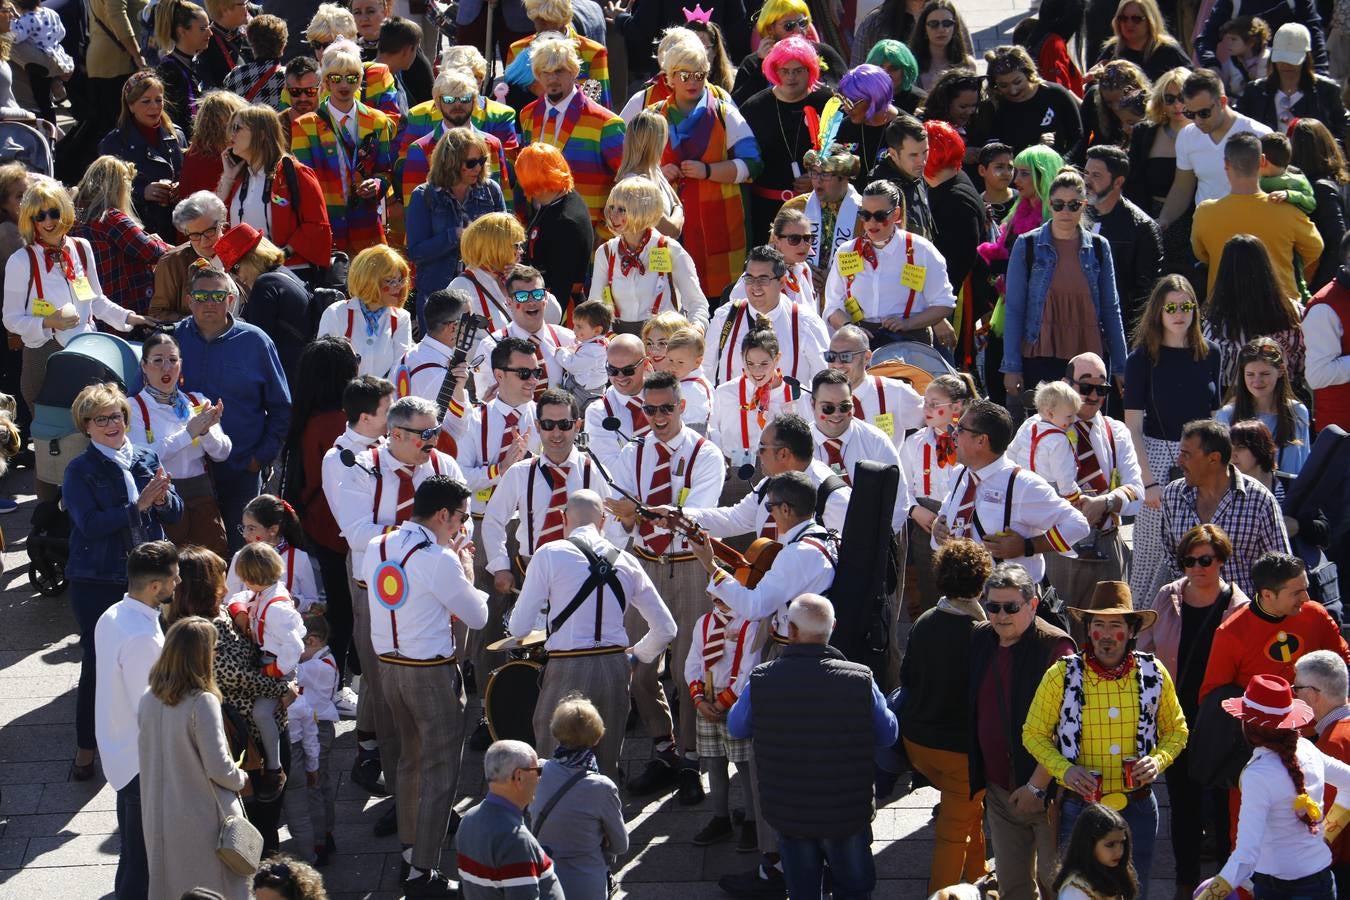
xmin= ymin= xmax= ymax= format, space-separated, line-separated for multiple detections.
xmin=1304 ymin=301 xmax=1350 ymax=390
xmin=729 ymin=261 xmax=816 ymax=311
xmin=554 ymin=336 xmax=609 ymax=392
xmin=679 ymin=373 xmax=714 ymax=432
xmin=932 ymin=454 xmax=1091 ymax=582
xmin=614 ymin=426 xmax=727 ymax=557
xmin=235 ymin=167 xmax=271 ymax=237
xmin=583 ymin=386 xmax=647 ymax=471
xmin=449 ymin=267 xmax=514 ymax=330
xmin=94 ymin=596 xmax=164 ymax=790
xmin=127 ymin=389 xmax=232 ymax=479
xmin=683 ymin=611 xmax=762 ymax=703
xmin=509 ymin=523 xmax=677 ymax=662
xmin=446 ymin=396 xmax=540 ymax=515
xmin=481 ymin=448 xmax=612 ymax=573
xmin=362 ymin=520 xmax=490 ymax=660
xmin=317 ymin=296 xmax=414 ymax=380
xmin=2 ymin=236 xmax=133 ymax=349
xmin=227 ymin=543 xmax=321 ymax=612
xmin=588 ymin=232 xmax=710 ymax=329
xmin=544 ymin=87 xmax=578 ymax=145
xmin=811 ymin=419 xmax=912 ymax=530
xmin=397 ymin=334 xmax=457 ymax=406
xmin=471 ymin=320 xmax=576 ymax=398
xmin=709 ymin=375 xmax=798 ymax=469
xmin=900 ymin=425 xmax=960 ymax=504
xmin=321 ymin=427 xmax=383 ymax=535
xmin=297 ymin=647 xmax=340 ymax=722
xmin=822 ymin=231 xmax=957 ymax=324
xmin=848 ymin=374 xmax=925 ymax=446
xmin=686 ymin=458 xmax=851 ymax=538
xmin=1068 ymin=413 xmax=1146 ymax=526
xmin=707 ymin=520 xmax=838 ymax=640
xmin=703 ymin=295 xmax=829 ymax=387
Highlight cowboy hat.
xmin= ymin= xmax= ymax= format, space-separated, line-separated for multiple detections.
xmin=1066 ymin=581 xmax=1158 ymax=630
xmin=1220 ymin=673 xmax=1315 ymax=730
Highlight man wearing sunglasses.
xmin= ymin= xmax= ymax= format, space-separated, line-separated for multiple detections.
xmin=581 ymin=333 xmax=651 ymax=469
xmin=797 ymin=144 xmax=863 ymax=294
xmin=821 ymin=324 xmax=924 ymax=448
xmin=470 ymin=265 xmax=573 ymax=401
xmin=821 ymin=180 xmax=958 ymax=350
xmin=607 ymin=371 xmax=726 ymax=803
xmin=279 ymin=57 xmax=322 ymax=132
xmin=1085 ymin=146 xmax=1162 ymax=344
xmin=710 ymin=245 xmax=829 ymax=386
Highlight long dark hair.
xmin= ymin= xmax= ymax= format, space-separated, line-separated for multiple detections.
xmin=1203 ymin=234 xmax=1301 ymax=341
xmin=919 ymin=67 xmax=982 ymax=124
xmin=1030 ymin=0 xmax=1085 ymax=51
xmin=1227 ymin=336 xmax=1300 ymax=450
xmin=244 ymin=493 xmax=308 ymax=551
xmin=875 ymin=0 xmax=919 ymax=43
xmin=1245 ymin=722 xmax=1320 ymax=832
xmin=1052 ymin=803 xmax=1139 ymax=899
xmin=279 ymin=335 xmax=359 ymax=506
xmin=1289 ymin=118 xmax=1350 ymax=185
xmin=909 ymin=0 xmax=974 ymax=69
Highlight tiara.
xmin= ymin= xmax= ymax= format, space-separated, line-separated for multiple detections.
xmin=683 ymin=4 xmax=714 ymax=23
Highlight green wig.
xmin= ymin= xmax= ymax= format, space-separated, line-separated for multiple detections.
xmin=1006 ymin=144 xmax=1065 ymax=224
xmin=865 ymin=39 xmax=918 ymax=93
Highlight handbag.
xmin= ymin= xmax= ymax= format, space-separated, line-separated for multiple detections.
xmin=192 ymin=705 xmax=264 ymax=876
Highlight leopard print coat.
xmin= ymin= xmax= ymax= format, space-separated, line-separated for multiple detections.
xmin=211 ymin=615 xmax=288 ymax=747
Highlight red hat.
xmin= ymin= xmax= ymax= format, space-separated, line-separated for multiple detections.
xmin=214 ymin=223 xmax=263 ymax=272
xmin=1220 ymin=674 xmax=1315 ymax=730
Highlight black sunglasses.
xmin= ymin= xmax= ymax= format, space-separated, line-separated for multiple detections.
xmin=857 ymin=208 xmax=895 ymax=223
xmin=1182 ymin=103 xmax=1217 ymax=120
xmin=537 ymin=417 xmax=575 ymax=431
xmin=775 ymin=232 xmax=816 ymax=246
xmin=463 ymin=156 xmax=487 ymax=169
xmin=817 ymin=401 xmax=853 ymax=415
xmin=31 ymin=207 xmax=60 ymax=222
xmin=1181 ymin=553 xmax=1217 ymax=568
xmin=1075 ymin=381 xmax=1111 ymax=397
xmin=642 ymin=403 xmax=677 ymax=415
xmin=984 ymin=600 xmax=1026 ymax=615
xmin=762 ymin=499 xmax=784 ymax=510
xmin=503 ymin=366 xmax=546 ymax=380
xmin=781 ymin=16 xmax=809 ymax=31
xmin=1115 ymin=13 xmax=1145 ymax=22
xmin=1164 ymin=92 xmax=1184 ymax=105
xmin=395 ymin=424 xmax=440 ymax=442
xmin=823 ymin=349 xmax=865 ymax=364
xmin=1050 ymin=199 xmax=1084 ymax=212
xmin=606 ymin=363 xmax=640 ymax=377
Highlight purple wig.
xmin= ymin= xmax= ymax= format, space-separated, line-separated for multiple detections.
xmin=762 ymin=34 xmax=820 ymax=87
xmin=838 ymin=64 xmax=893 ymax=120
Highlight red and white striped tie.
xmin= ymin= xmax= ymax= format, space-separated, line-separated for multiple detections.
xmin=536 ymin=464 xmax=571 ymax=547
xmin=393 ymin=466 xmax=416 ymax=523
xmin=703 ymin=605 xmax=733 ymax=668
xmin=628 ymin=399 xmax=650 ymax=437
xmin=498 ymin=410 xmax=520 ymax=461
xmin=1074 ymin=421 xmax=1109 ymax=492
xmin=529 ymin=336 xmax=548 ymax=400
xmin=823 ymin=438 xmax=850 ymax=486
xmin=640 ymin=443 xmax=673 ymax=555
xmin=953 ymin=471 xmax=980 ymax=538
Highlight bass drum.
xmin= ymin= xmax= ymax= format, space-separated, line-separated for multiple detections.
xmin=484 ymin=659 xmax=543 ymax=744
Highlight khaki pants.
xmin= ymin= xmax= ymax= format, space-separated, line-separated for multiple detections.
xmin=903 ymin=739 xmax=986 ymax=892
xmin=984 ymin=782 xmax=1058 ymax=900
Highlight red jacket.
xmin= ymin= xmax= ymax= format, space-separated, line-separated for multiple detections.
xmin=299 ymin=408 xmax=347 ymax=554
xmin=221 ymin=157 xmax=332 ymax=270
xmin=1305 ymin=277 xmax=1350 ymax=431
xmin=1037 ymin=35 xmax=1084 ymax=98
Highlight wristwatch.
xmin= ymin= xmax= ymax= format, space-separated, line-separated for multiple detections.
xmin=1026 ymin=783 xmax=1047 ymax=800
xmin=1023 ymin=536 xmax=1036 ymax=558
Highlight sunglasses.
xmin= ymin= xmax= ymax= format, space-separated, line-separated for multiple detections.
xmin=642 ymin=403 xmax=678 ymax=415
xmin=1050 ymin=199 xmax=1085 ymax=212
xmin=310 ymin=40 xmax=331 ymax=53
xmin=1164 ymin=92 xmax=1184 ymax=105
xmin=762 ymin=499 xmax=784 ymax=510
xmin=503 ymin=366 xmax=546 ymax=380
xmin=984 ymin=600 xmax=1026 ymax=615
xmin=31 ymin=207 xmax=60 ymax=223
xmin=857 ymin=207 xmax=895 ymax=223
xmin=513 ymin=288 xmax=547 ymax=303
xmin=537 ymin=417 xmax=575 ymax=431
xmin=606 ymin=363 xmax=641 ymax=377
xmin=817 ymin=401 xmax=854 ymax=415
xmin=926 ymin=17 xmax=956 ymax=27
xmin=823 ymin=349 xmax=865 ymax=364
xmin=381 ymin=276 xmax=407 ymax=288
xmin=675 ymin=70 xmax=708 ymax=83
xmin=90 ymin=412 xmax=126 ymax=427
xmin=775 ymin=232 xmax=815 ymax=246
xmin=955 ymin=424 xmax=985 ymax=436
xmin=1075 ymin=381 xmax=1111 ymax=397
xmin=190 ymin=289 xmax=231 ymax=304
xmin=1182 ymin=102 xmax=1217 ymax=120
xmin=463 ymin=156 xmax=487 ymax=169
xmin=757 ymin=443 xmax=786 ymax=455
xmin=1163 ymin=301 xmax=1197 ymax=314
xmin=395 ymin=424 xmax=441 ymax=442
xmin=1182 ymin=553 xmax=1217 ymax=568
xmin=440 ymin=93 xmax=475 ymax=104
xmin=1115 ymin=13 xmax=1145 ymax=22
xmin=290 ymin=86 xmax=320 ymax=97
xmin=326 ymin=73 xmax=361 ymax=85
xmin=781 ymin=16 xmax=809 ymax=31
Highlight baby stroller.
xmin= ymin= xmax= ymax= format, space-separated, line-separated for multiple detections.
xmin=0 ymin=111 xmax=56 ymax=177
xmin=27 ymin=334 xmax=142 ymax=597
xmin=866 ymin=339 xmax=959 ymax=395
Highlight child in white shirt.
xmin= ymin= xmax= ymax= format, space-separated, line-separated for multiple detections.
xmin=10 ymin=0 xmax=72 ymax=121
xmin=1008 ymin=380 xmax=1082 ymax=500
xmin=281 ymin=690 xmax=322 ymax=862
xmin=226 ymin=494 xmax=321 ymax=612
xmin=296 ymin=614 xmax=340 ymax=864
xmin=709 ymin=330 xmax=796 ymax=484
xmin=227 ymin=542 xmax=305 ymax=802
xmin=554 ymin=299 xmax=611 ymax=408
xmin=660 ymin=327 xmax=713 ymax=433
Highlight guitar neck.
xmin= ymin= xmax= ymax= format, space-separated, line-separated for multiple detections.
xmin=434 ymin=367 xmax=457 ymax=417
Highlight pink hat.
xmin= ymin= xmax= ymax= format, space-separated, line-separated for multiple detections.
xmin=1220 ymin=674 xmax=1315 ymax=730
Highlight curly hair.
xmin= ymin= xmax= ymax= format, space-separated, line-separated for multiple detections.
xmin=253 ymin=855 xmax=328 ymax=899
xmin=188 ymin=90 xmax=247 ymax=158
xmin=933 ymin=538 xmax=993 ymax=599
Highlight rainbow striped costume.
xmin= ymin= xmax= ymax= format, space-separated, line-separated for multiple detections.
xmin=279 ymin=62 xmax=403 ymax=126
xmin=399 ymin=97 xmax=521 ymax=158
xmin=519 ymin=89 xmax=624 ymax=236
xmin=398 ymin=125 xmax=510 ymax=213
xmin=506 ymin=27 xmax=611 ymax=110
xmin=290 ymin=99 xmax=398 ymax=253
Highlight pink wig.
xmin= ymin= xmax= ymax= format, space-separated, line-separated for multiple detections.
xmin=923 ymin=119 xmax=965 ymax=178
xmin=762 ymin=35 xmax=820 ymax=87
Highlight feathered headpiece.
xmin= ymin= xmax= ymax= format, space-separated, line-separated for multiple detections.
xmin=800 ymin=97 xmax=860 ymax=176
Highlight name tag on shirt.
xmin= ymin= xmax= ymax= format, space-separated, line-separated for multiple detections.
xmin=475 ymin=487 xmax=494 ymax=504
xmin=874 ymin=412 xmax=894 ymax=437
xmin=648 ymin=247 xmax=673 ymax=273
xmin=836 ymin=251 xmax=864 ymax=276
xmin=982 ymin=488 xmax=1004 ymax=503
xmin=70 ymin=275 xmax=95 ymax=302
xmin=900 ymin=264 xmax=926 ymax=292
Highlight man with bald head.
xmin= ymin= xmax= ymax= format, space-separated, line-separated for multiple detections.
xmin=582 ymin=332 xmax=652 ymax=469
xmin=508 ymin=489 xmax=676 ymax=778
xmin=821 ymin=324 xmax=924 ymax=448
xmin=1045 ymin=352 xmax=1145 ymax=616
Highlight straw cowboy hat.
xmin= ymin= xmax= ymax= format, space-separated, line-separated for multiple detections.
xmin=1221 ymin=674 xmax=1315 ymax=730
xmin=1066 ymin=581 xmax=1158 ymax=631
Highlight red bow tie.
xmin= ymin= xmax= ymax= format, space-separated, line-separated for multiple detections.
xmin=858 ymin=241 xmax=879 ymax=269
xmin=43 ymin=246 xmax=72 ymax=278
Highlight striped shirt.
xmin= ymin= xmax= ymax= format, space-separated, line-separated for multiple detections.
xmin=457 ymin=793 xmax=566 ymax=899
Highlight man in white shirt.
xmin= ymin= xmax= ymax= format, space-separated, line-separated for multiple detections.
xmin=821 ymin=180 xmax=957 ymax=348
xmin=823 ymin=323 xmax=925 ymax=447
xmin=708 ymin=245 xmax=829 ymax=387
xmin=396 ymin=288 xmax=474 ymax=413
xmin=471 ymin=265 xmax=575 ymax=398
xmin=94 ymin=541 xmax=180 ymax=900
xmin=582 ymin=332 xmax=652 ymax=470
xmin=509 ymin=490 xmax=677 ymax=778
xmin=1156 ymin=67 xmax=1271 ymax=231
xmin=364 ymin=477 xmax=489 ymax=897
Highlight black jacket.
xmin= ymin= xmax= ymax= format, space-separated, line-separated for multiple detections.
xmin=524 ymin=191 xmax=594 ymax=318
xmin=1237 ymin=75 xmax=1350 ymax=141
xmin=865 ymin=155 xmax=936 ymax=240
xmin=199 ymin=22 xmax=251 ymax=89
xmin=1310 ymin=178 xmax=1348 ymax=292
xmin=614 ymin=0 xmax=752 ymax=76
xmin=1088 ymin=195 xmax=1163 ymax=333
xmin=1196 ymin=0 xmax=1329 ymax=72
xmin=929 ymin=171 xmax=986 ymax=291
xmin=98 ymin=123 xmax=186 ymax=243
xmin=240 ymin=267 xmax=314 ymax=385
xmin=730 ymin=43 xmax=847 ymax=107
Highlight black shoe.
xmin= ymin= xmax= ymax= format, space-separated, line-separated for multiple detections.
xmin=325 ymin=832 xmax=337 ymax=853
xmin=693 ymin=815 xmax=733 ymax=846
xmin=12 ymin=448 xmax=33 ymax=469
xmin=446 ymin=810 xmax=461 ymax=837
xmin=737 ymin=820 xmax=759 ymax=853
xmin=404 ymin=868 xmax=459 ymax=897
xmin=373 ymin=804 xmax=398 ymax=837
xmin=351 ymin=753 xmax=388 ymax=796
xmin=718 ymin=865 xmax=787 ymax=898
xmin=468 ymin=718 xmax=492 ymax=752
xmin=626 ymin=758 xmax=678 ymax=795
xmin=254 ymin=767 xmax=286 ymax=803
xmin=313 ymin=842 xmax=330 ymax=868
xmin=677 ymin=765 xmax=705 ymax=805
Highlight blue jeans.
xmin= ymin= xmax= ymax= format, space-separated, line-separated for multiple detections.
xmin=1059 ymin=791 xmax=1158 ymax=898
xmin=778 ymin=827 xmax=876 ymax=899
xmin=1253 ymin=868 xmax=1336 ymax=900
xmin=115 ymin=775 xmax=148 ymax=900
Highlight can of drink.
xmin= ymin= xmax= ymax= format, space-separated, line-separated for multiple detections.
xmin=1086 ymin=770 xmax=1104 ymax=803
xmin=1123 ymin=756 xmax=1139 ymax=790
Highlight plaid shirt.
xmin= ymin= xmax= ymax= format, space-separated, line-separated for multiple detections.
xmin=1158 ymin=466 xmax=1291 ymax=597
xmin=70 ymin=210 xmax=171 ymax=316
xmin=222 ymin=58 xmax=286 ymax=111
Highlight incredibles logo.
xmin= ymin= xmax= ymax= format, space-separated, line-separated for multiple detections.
xmin=1267 ymin=631 xmax=1301 ymax=663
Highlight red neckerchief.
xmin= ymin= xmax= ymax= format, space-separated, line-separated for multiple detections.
xmin=783 ymin=267 xmax=801 ymax=294
xmin=42 ymin=241 xmax=74 ymax=279
xmin=859 ymin=240 xmax=879 ymax=269
xmin=748 ymin=371 xmax=782 ymax=428
xmin=1084 ymin=650 xmax=1135 ymax=681
xmin=935 ymin=431 xmax=957 ymax=467
xmin=618 ymin=230 xmax=653 ymax=277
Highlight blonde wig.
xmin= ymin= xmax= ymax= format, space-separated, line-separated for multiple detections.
xmin=530 ymin=34 xmax=581 ymax=76
xmin=461 ymin=213 xmax=527 ymax=273
xmin=606 ymin=177 xmax=665 ymax=234
xmin=18 ymin=177 xmax=75 ymax=244
xmin=347 ymin=244 xmax=411 ymax=308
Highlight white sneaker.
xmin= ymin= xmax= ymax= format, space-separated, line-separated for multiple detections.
xmin=335 ymin=686 xmax=359 ymax=718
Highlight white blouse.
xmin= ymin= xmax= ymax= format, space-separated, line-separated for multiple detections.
xmin=588 ymin=232 xmax=709 ymax=328
xmin=1 ymin=236 xmax=132 ymax=348
xmin=127 ymin=389 xmax=232 ymax=479
xmin=317 ymin=296 xmax=414 ymax=381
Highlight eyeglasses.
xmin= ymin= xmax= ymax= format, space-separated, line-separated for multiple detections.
xmin=743 ymin=275 xmax=780 ymax=288
xmin=31 ymin=207 xmax=60 ymax=223
xmin=90 ymin=412 xmax=126 ymax=427
xmin=186 ymin=223 xmax=221 ymax=241
xmin=1050 ymin=199 xmax=1085 ymax=212
xmin=1163 ymin=301 xmax=1197 ymax=314
xmin=674 ymin=70 xmax=708 ymax=83
xmin=1181 ymin=553 xmax=1217 ymax=568
xmin=144 ymin=355 xmax=181 ymax=368
xmin=326 ymin=73 xmax=361 ymax=85
xmin=512 ymin=288 xmax=547 ymax=304
xmin=503 ymin=366 xmax=546 ymax=380
xmin=1075 ymin=381 xmax=1111 ymax=397
xmin=395 ymin=424 xmax=441 ymax=442
xmin=516 ymin=765 xmax=544 ymax=775
xmin=642 ymin=402 xmax=678 ymax=415
xmin=1182 ymin=101 xmax=1218 ymax=120
xmin=1164 ymin=92 xmax=1184 ymax=105
xmin=463 ymin=157 xmax=487 ymax=169
xmin=857 ymin=207 xmax=895 ymax=223
xmin=777 ymin=65 xmax=809 ymax=79
xmin=984 ymin=600 xmax=1026 ymax=615
xmin=290 ymin=86 xmax=320 ymax=97
xmin=955 ymin=424 xmax=985 ymax=436
xmin=1115 ymin=13 xmax=1146 ymax=23
xmin=775 ymin=231 xmax=815 ymax=246
xmin=381 ymin=276 xmax=408 ymax=289
xmin=606 ymin=363 xmax=641 ymax=377
xmin=440 ymin=93 xmax=475 ymax=104
xmin=823 ymin=349 xmax=865 ymax=364
xmin=762 ymin=499 xmax=784 ymax=511
xmin=1292 ymin=684 xmax=1322 ymax=693
xmin=926 ymin=18 xmax=956 ymax=28
xmin=817 ymin=401 xmax=854 ymax=415
xmin=190 ymin=289 xmax=232 ymax=304
xmin=537 ymin=417 xmax=575 ymax=431
xmin=780 ymin=16 xmax=809 ymax=31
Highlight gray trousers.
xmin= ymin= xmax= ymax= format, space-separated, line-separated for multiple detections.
xmin=984 ymin=782 xmax=1057 ymax=900
xmin=280 ymin=721 xmax=336 ymax=859
xmin=348 ymin=554 xmax=383 ymax=736
xmin=378 ymin=660 xmax=467 ymax=870
xmin=632 ymin=555 xmax=709 ymax=754
xmin=533 ymin=651 xmax=631 ymax=780
xmin=1044 ymin=528 xmax=1127 ymax=646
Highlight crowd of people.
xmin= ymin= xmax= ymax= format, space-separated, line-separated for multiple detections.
xmin=13 ymin=0 xmax=1350 ymax=895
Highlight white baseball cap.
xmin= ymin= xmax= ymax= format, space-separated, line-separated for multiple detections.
xmin=1270 ymin=23 xmax=1312 ymax=66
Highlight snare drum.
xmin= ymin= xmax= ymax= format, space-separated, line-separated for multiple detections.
xmin=484 ymin=659 xmax=543 ymax=744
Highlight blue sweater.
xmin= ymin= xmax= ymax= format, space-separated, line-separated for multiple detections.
xmin=173 ymin=315 xmax=292 ymax=470
xmin=63 ymin=444 xmax=183 ymax=583
xmin=457 ymin=793 xmax=566 ymax=899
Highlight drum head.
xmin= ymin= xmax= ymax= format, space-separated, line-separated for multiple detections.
xmin=484 ymin=660 xmax=542 ymax=744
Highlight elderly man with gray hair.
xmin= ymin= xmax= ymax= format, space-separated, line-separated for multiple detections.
xmin=150 ymin=191 xmax=231 ymax=323
xmin=1296 ymin=649 xmax=1350 ymax=894
xmin=456 ymin=740 xmax=565 ymax=900
xmin=966 ymin=562 xmax=1075 ymax=900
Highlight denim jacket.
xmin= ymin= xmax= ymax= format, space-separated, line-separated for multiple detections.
xmin=405 ymin=180 xmax=506 ymax=306
xmin=1001 ymin=222 xmax=1129 ymax=376
xmin=63 ymin=443 xmax=184 ymax=584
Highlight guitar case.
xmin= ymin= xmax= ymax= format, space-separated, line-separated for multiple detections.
xmin=828 ymin=459 xmax=899 ymax=676
xmin=1284 ymin=424 xmax=1349 ymax=623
